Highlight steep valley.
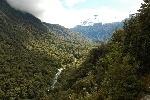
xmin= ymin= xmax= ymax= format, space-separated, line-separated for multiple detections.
xmin=1 ymin=0 xmax=150 ymax=100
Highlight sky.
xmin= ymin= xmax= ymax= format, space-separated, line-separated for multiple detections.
xmin=6 ymin=0 xmax=143 ymax=28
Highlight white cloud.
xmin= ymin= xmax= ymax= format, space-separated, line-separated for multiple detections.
xmin=42 ymin=7 xmax=130 ymax=28
xmin=6 ymin=0 xmax=45 ymax=17
xmin=112 ymin=0 xmax=143 ymax=13
xmin=6 ymin=0 xmax=143 ymax=28
xmin=65 ymin=0 xmax=86 ymax=7
xmin=112 ymin=0 xmax=143 ymax=4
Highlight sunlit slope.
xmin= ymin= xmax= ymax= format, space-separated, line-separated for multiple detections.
xmin=0 ymin=0 xmax=92 ymax=99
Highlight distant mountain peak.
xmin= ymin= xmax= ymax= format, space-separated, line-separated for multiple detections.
xmin=71 ymin=20 xmax=124 ymax=43
xmin=80 ymin=14 xmax=99 ymax=26
xmin=80 ymin=18 xmax=94 ymax=26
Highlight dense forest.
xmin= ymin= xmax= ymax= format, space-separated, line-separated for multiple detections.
xmin=0 ymin=0 xmax=92 ymax=99
xmin=0 ymin=0 xmax=150 ymax=100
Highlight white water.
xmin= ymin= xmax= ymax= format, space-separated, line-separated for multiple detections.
xmin=51 ymin=68 xmax=64 ymax=88
xmin=50 ymin=58 xmax=76 ymax=89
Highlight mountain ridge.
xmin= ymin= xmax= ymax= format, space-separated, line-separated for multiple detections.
xmin=71 ymin=20 xmax=127 ymax=43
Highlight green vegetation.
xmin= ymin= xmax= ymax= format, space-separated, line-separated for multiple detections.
xmin=0 ymin=0 xmax=91 ymax=99
xmin=0 ymin=0 xmax=150 ymax=100
xmin=63 ymin=0 xmax=150 ymax=99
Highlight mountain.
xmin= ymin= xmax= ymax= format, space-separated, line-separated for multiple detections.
xmin=1 ymin=0 xmax=149 ymax=100
xmin=43 ymin=22 xmax=92 ymax=44
xmin=0 ymin=0 xmax=92 ymax=62
xmin=71 ymin=21 xmax=124 ymax=43
xmin=0 ymin=0 xmax=92 ymax=99
xmin=80 ymin=18 xmax=94 ymax=26
xmin=67 ymin=1 xmax=150 ymax=99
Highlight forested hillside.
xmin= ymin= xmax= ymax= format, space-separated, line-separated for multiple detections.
xmin=67 ymin=0 xmax=150 ymax=99
xmin=0 ymin=0 xmax=92 ymax=99
xmin=1 ymin=0 xmax=150 ymax=100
